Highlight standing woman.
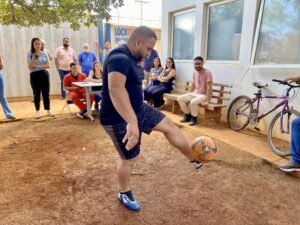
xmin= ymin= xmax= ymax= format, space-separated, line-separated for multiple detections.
xmin=144 ymin=57 xmax=176 ymax=108
xmin=87 ymin=61 xmax=103 ymax=112
xmin=27 ymin=38 xmax=53 ymax=118
xmin=0 ymin=51 xmax=15 ymax=120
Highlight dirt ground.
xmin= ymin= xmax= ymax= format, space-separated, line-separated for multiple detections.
xmin=0 ymin=114 xmax=300 ymax=225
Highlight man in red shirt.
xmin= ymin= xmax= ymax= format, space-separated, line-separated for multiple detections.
xmin=63 ymin=62 xmax=94 ymax=118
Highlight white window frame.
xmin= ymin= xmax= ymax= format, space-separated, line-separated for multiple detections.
xmin=170 ymin=8 xmax=196 ymax=63
xmin=251 ymin=0 xmax=300 ymax=68
xmin=204 ymin=0 xmax=244 ymax=64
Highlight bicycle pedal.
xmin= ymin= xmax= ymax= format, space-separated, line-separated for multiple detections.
xmin=254 ymin=127 xmax=260 ymax=132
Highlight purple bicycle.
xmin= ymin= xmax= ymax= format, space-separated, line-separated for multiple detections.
xmin=227 ymin=79 xmax=300 ymax=156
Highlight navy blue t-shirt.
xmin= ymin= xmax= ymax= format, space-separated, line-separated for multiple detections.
xmin=100 ymin=44 xmax=144 ymax=125
xmin=144 ymin=49 xmax=158 ymax=72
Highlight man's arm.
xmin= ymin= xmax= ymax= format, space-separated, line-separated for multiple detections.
xmin=63 ymin=77 xmax=79 ymax=91
xmin=73 ymin=51 xmax=77 ymax=64
xmin=284 ymin=76 xmax=300 ymax=84
xmin=108 ymin=72 xmax=139 ymax=150
xmin=95 ymin=42 xmax=103 ymax=55
xmin=78 ymin=54 xmax=82 ymax=66
xmin=54 ymin=48 xmax=60 ymax=70
xmin=189 ymin=82 xmax=195 ymax=92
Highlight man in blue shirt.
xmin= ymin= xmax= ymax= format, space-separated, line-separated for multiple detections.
xmin=143 ymin=48 xmax=158 ymax=86
xmin=78 ymin=43 xmax=97 ymax=76
xmin=100 ymin=26 xmax=202 ymax=212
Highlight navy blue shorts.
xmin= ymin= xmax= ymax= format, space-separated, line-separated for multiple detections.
xmin=101 ymin=103 xmax=165 ymax=160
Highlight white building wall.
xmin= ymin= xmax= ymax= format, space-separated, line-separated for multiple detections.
xmin=0 ymin=24 xmax=99 ymax=98
xmin=162 ymin=0 xmax=300 ymax=134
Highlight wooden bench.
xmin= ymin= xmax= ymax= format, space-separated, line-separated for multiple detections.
xmin=163 ymin=81 xmax=233 ymax=123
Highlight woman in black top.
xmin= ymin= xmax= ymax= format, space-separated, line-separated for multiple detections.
xmin=87 ymin=61 xmax=103 ymax=112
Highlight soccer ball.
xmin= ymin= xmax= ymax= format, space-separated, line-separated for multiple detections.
xmin=191 ymin=136 xmax=217 ymax=163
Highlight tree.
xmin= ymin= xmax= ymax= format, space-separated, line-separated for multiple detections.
xmin=0 ymin=0 xmax=124 ymax=30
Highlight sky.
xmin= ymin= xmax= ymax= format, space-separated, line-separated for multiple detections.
xmin=109 ymin=0 xmax=162 ymax=28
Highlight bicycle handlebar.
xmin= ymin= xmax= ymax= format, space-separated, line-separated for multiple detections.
xmin=272 ymin=79 xmax=300 ymax=88
xmin=272 ymin=79 xmax=287 ymax=84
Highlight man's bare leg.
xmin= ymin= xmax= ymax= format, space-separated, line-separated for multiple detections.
xmin=153 ymin=117 xmax=194 ymax=161
xmin=118 ymin=156 xmax=140 ymax=192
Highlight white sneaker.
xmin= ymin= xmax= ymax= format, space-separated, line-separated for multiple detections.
xmin=47 ymin=110 xmax=54 ymax=117
xmin=191 ymin=160 xmax=203 ymax=169
xmin=35 ymin=111 xmax=40 ymax=119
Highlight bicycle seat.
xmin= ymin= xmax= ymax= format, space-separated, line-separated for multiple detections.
xmin=252 ymin=81 xmax=268 ymax=88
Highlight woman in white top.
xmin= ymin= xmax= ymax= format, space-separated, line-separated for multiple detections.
xmin=27 ymin=38 xmax=53 ymax=119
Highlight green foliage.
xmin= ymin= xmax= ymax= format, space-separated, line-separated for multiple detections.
xmin=0 ymin=0 xmax=124 ymax=30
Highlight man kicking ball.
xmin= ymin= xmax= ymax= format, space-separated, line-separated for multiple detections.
xmin=100 ymin=26 xmax=202 ymax=211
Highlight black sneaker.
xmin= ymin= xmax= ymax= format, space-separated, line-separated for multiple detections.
xmin=76 ymin=109 xmax=87 ymax=119
xmin=191 ymin=160 xmax=203 ymax=169
xmin=180 ymin=114 xmax=191 ymax=123
xmin=279 ymin=161 xmax=300 ymax=172
xmin=189 ymin=116 xmax=197 ymax=126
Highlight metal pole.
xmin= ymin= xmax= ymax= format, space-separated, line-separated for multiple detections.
xmin=135 ymin=0 xmax=149 ymax=26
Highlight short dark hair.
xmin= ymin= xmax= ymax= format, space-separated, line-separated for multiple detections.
xmin=128 ymin=26 xmax=157 ymax=43
xmin=63 ymin=37 xmax=69 ymax=42
xmin=69 ymin=62 xmax=77 ymax=67
xmin=194 ymin=56 xmax=203 ymax=62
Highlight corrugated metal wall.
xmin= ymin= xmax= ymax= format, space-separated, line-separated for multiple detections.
xmin=0 ymin=23 xmax=98 ymax=97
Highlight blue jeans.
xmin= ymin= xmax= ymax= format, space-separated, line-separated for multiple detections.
xmin=291 ymin=117 xmax=300 ymax=164
xmin=0 ymin=73 xmax=14 ymax=118
xmin=94 ymin=94 xmax=102 ymax=108
xmin=59 ymin=70 xmax=71 ymax=97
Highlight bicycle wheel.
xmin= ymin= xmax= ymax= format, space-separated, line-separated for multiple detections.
xmin=227 ymin=95 xmax=253 ymax=131
xmin=268 ymin=109 xmax=300 ymax=156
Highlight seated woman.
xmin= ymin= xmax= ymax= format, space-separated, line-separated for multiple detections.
xmin=143 ymin=57 xmax=164 ymax=105
xmin=144 ymin=57 xmax=176 ymax=108
xmin=86 ymin=61 xmax=103 ymax=111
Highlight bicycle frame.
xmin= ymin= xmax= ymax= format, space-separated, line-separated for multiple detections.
xmin=250 ymin=89 xmax=291 ymax=132
xmin=254 ymin=95 xmax=287 ymax=121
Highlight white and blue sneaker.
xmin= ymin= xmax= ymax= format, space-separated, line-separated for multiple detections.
xmin=118 ymin=191 xmax=140 ymax=211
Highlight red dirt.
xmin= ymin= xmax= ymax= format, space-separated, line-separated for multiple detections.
xmin=0 ymin=115 xmax=299 ymax=225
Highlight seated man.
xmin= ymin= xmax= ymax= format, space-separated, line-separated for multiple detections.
xmin=63 ymin=62 xmax=94 ymax=118
xmin=177 ymin=56 xmax=213 ymax=126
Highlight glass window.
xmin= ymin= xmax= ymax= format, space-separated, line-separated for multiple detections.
xmin=172 ymin=10 xmax=195 ymax=60
xmin=254 ymin=0 xmax=300 ymax=65
xmin=207 ymin=0 xmax=244 ymax=61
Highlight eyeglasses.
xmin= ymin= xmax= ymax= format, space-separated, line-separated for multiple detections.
xmin=145 ymin=46 xmax=152 ymax=51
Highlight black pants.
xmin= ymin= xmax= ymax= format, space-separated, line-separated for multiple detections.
xmin=30 ymin=70 xmax=50 ymax=111
xmin=145 ymin=84 xmax=172 ymax=108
